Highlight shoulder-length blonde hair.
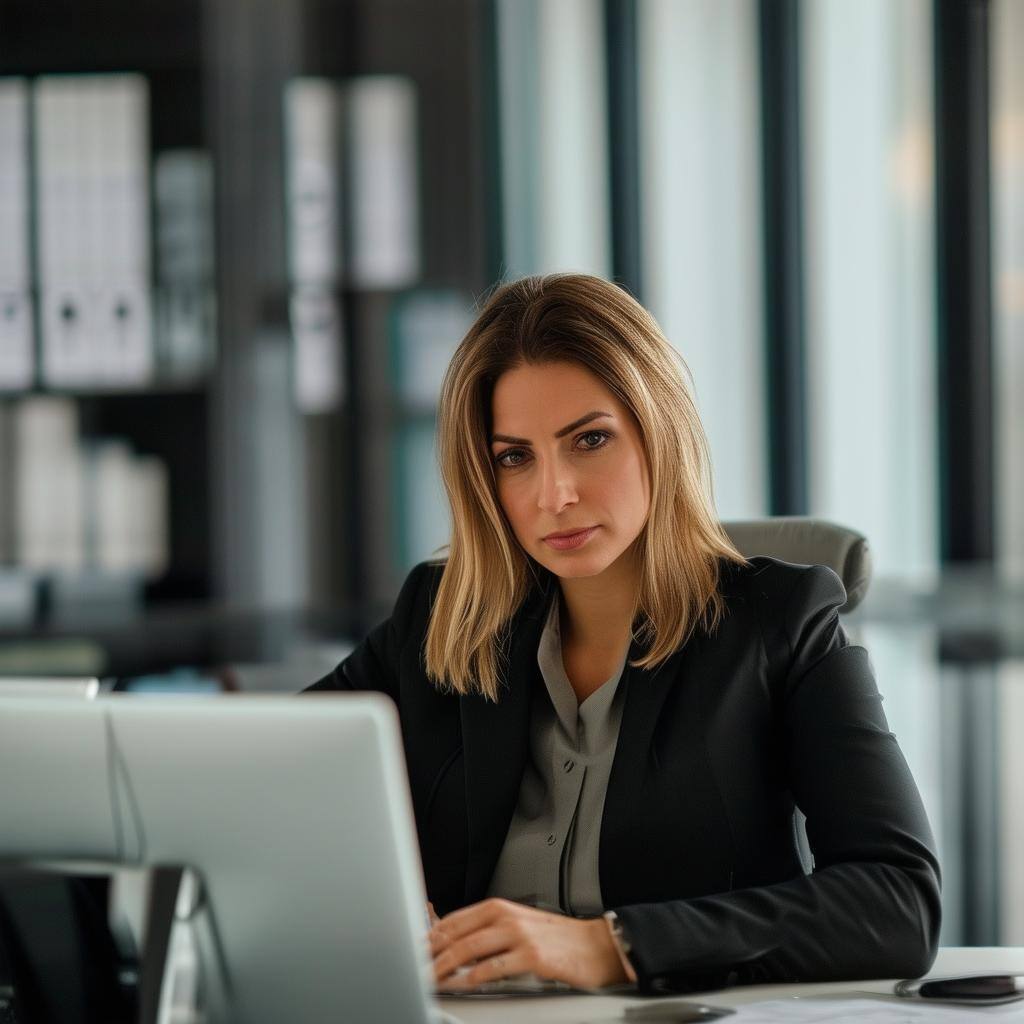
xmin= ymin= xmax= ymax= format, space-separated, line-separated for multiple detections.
xmin=424 ymin=273 xmax=745 ymax=701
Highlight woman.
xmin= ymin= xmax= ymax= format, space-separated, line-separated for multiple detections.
xmin=306 ymin=273 xmax=941 ymax=995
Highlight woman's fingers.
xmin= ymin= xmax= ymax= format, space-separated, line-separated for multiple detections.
xmin=436 ymin=946 xmax=533 ymax=991
xmin=429 ymin=897 xmax=515 ymax=957
xmin=432 ymin=897 xmax=508 ymax=944
xmin=432 ymin=924 xmax=515 ymax=982
xmin=431 ymin=901 xmax=624 ymax=990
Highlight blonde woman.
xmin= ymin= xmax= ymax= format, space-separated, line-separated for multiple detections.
xmin=306 ymin=274 xmax=940 ymax=994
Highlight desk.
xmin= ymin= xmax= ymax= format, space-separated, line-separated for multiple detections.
xmin=439 ymin=947 xmax=1024 ymax=1022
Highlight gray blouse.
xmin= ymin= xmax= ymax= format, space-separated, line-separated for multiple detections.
xmin=486 ymin=595 xmax=629 ymax=916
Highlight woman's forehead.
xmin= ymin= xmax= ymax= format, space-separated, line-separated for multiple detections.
xmin=491 ymin=361 xmax=619 ymax=423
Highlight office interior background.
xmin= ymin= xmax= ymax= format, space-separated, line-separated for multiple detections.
xmin=0 ymin=0 xmax=1021 ymax=950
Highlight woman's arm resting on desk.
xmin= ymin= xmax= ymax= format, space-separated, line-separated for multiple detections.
xmin=616 ymin=567 xmax=942 ymax=994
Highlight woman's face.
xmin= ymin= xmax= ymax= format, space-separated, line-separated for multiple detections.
xmin=490 ymin=360 xmax=651 ymax=582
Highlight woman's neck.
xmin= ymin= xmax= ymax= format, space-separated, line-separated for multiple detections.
xmin=557 ymin=550 xmax=640 ymax=654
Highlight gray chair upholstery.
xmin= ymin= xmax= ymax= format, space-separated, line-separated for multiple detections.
xmin=722 ymin=516 xmax=872 ymax=614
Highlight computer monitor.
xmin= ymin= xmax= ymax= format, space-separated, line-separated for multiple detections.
xmin=0 ymin=693 xmax=440 ymax=1024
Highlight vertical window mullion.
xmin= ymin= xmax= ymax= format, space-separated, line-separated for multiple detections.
xmin=934 ymin=0 xmax=995 ymax=563
xmin=759 ymin=0 xmax=808 ymax=516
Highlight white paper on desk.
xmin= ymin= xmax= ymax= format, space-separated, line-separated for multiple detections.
xmin=722 ymin=996 xmax=1024 ymax=1021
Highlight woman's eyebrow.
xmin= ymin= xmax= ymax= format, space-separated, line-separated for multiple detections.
xmin=490 ymin=410 xmax=613 ymax=446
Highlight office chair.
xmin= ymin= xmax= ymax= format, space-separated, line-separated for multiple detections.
xmin=721 ymin=516 xmax=872 ymax=875
xmin=721 ymin=516 xmax=871 ymax=613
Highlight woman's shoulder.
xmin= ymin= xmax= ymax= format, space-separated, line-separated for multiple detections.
xmin=388 ymin=559 xmax=447 ymax=630
xmin=717 ymin=555 xmax=848 ymax=620
xmin=402 ymin=558 xmax=447 ymax=590
xmin=715 ymin=556 xmax=850 ymax=683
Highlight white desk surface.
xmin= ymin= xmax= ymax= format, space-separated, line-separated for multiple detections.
xmin=439 ymin=947 xmax=1024 ymax=1022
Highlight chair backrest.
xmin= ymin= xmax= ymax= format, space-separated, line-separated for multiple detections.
xmin=722 ymin=516 xmax=871 ymax=613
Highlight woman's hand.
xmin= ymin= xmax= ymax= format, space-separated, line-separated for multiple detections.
xmin=429 ymin=897 xmax=628 ymax=991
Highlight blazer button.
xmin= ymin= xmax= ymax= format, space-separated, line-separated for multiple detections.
xmin=562 ymin=759 xmax=575 ymax=772
xmin=546 ymin=834 xmax=557 ymax=846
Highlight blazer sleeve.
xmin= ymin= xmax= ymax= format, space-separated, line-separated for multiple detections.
xmin=614 ymin=565 xmax=942 ymax=995
xmin=301 ymin=561 xmax=437 ymax=701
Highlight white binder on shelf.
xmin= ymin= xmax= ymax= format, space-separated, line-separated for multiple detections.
xmin=289 ymin=285 xmax=345 ymax=413
xmin=0 ymin=78 xmax=35 ymax=391
xmin=283 ymin=78 xmax=345 ymax=412
xmin=36 ymin=78 xmax=93 ymax=387
xmin=346 ymin=75 xmax=420 ymax=289
xmin=132 ymin=454 xmax=169 ymax=578
xmin=13 ymin=397 xmax=86 ymax=571
xmin=98 ymin=76 xmax=154 ymax=386
xmin=0 ymin=401 xmax=35 ymax=622
xmin=35 ymin=75 xmax=154 ymax=389
xmin=0 ymin=403 xmax=13 ymax=563
xmin=86 ymin=441 xmax=169 ymax=578
xmin=88 ymin=439 xmax=135 ymax=574
xmin=100 ymin=280 xmax=155 ymax=385
xmin=284 ymin=78 xmax=343 ymax=286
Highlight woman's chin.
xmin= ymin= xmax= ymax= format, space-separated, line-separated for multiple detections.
xmin=536 ymin=551 xmax=613 ymax=580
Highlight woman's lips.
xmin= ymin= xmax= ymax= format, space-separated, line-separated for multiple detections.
xmin=543 ymin=526 xmax=599 ymax=551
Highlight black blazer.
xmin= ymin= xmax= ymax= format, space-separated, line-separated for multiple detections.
xmin=306 ymin=556 xmax=941 ymax=994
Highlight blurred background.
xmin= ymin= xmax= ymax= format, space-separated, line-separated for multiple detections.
xmin=0 ymin=0 xmax=1022 ymax=948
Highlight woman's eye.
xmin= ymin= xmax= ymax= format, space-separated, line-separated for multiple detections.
xmin=495 ymin=448 xmax=527 ymax=468
xmin=577 ymin=430 xmax=610 ymax=451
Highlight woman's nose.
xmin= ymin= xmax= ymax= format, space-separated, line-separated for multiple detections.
xmin=536 ymin=459 xmax=578 ymax=515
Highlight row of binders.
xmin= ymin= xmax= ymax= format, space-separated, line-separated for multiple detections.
xmin=283 ymin=75 xmax=420 ymax=413
xmin=0 ymin=74 xmax=215 ymax=392
xmin=0 ymin=397 xmax=168 ymax=578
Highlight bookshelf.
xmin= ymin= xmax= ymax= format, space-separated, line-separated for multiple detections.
xmin=0 ymin=0 xmax=214 ymax=638
xmin=0 ymin=0 xmax=497 ymax=667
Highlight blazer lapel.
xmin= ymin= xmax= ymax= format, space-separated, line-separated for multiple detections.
xmin=460 ymin=584 xmax=550 ymax=904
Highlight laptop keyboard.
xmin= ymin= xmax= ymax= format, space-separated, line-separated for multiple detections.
xmin=437 ymin=971 xmax=575 ymax=997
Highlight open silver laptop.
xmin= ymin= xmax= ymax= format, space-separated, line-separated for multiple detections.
xmin=0 ymin=676 xmax=101 ymax=699
xmin=0 ymin=693 xmax=442 ymax=1024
